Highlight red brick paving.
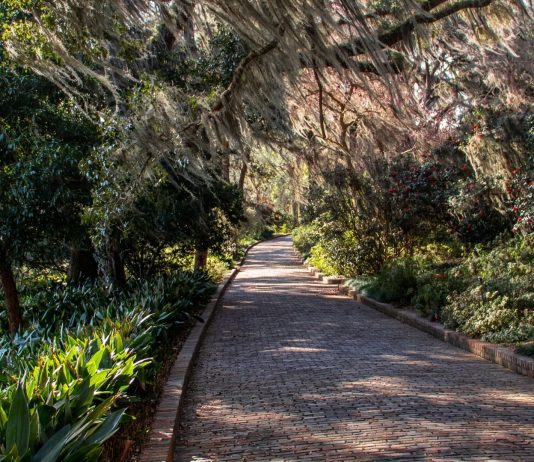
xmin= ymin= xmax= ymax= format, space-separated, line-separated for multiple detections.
xmin=174 ymin=236 xmax=534 ymax=461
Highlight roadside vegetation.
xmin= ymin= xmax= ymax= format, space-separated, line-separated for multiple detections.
xmin=294 ymin=149 xmax=534 ymax=350
xmin=1 ymin=0 xmax=532 ymax=458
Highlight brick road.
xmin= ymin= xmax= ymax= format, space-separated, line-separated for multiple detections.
xmin=174 ymin=236 xmax=534 ymax=461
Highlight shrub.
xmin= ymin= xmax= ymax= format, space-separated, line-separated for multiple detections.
xmin=319 ymin=231 xmax=364 ymax=277
xmin=441 ymin=234 xmax=534 ymax=342
xmin=361 ymin=258 xmax=419 ymax=305
xmin=292 ymin=224 xmax=321 ymax=258
xmin=308 ymin=243 xmax=338 ymax=276
xmin=516 ymin=343 xmax=534 ymax=357
xmin=409 ymin=260 xmax=468 ymax=317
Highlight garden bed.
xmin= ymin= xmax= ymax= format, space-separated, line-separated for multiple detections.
xmin=295 ymin=246 xmax=534 ymax=379
xmin=101 ymin=306 xmax=202 ymax=462
xmin=354 ymin=292 xmax=534 ymax=378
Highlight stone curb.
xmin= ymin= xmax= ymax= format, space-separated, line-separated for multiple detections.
xmin=139 ymin=241 xmax=261 ymax=462
xmin=355 ymin=294 xmax=534 ymax=379
xmin=294 ymin=247 xmax=534 ymax=380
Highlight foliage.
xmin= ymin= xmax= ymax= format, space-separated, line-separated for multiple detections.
xmin=302 ymin=176 xmax=399 ymax=274
xmin=292 ymin=224 xmax=321 ymax=259
xmin=114 ymin=177 xmax=245 ymax=279
xmin=308 ymin=243 xmax=338 ymax=276
xmin=0 ymin=271 xmax=216 ymax=460
xmin=0 ymin=2 xmax=533 ymax=456
xmin=441 ymin=235 xmax=534 ymax=342
xmin=516 ymin=343 xmax=534 ymax=357
xmin=509 ymin=152 xmax=534 ymax=235
xmin=0 ymin=55 xmax=99 ymax=268
xmin=360 ymin=259 xmax=420 ymax=306
xmin=354 ymin=234 xmax=534 ymax=344
xmin=0 ymin=333 xmax=140 ymax=462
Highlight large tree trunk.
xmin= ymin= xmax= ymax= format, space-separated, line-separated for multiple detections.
xmin=0 ymin=258 xmax=22 ymax=334
xmin=194 ymin=249 xmax=208 ymax=270
xmin=106 ymin=238 xmax=126 ymax=289
xmin=68 ymin=248 xmax=98 ymax=284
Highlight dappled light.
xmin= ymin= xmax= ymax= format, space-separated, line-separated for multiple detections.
xmin=174 ymin=238 xmax=534 ymax=461
xmin=0 ymin=0 xmax=532 ymax=459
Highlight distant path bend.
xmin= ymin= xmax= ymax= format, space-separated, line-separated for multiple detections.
xmin=175 ymin=236 xmax=534 ymax=461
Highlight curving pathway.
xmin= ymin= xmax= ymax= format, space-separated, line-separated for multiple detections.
xmin=174 ymin=236 xmax=534 ymax=461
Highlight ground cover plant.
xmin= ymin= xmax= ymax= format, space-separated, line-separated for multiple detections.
xmin=0 ymin=271 xmax=216 ymax=461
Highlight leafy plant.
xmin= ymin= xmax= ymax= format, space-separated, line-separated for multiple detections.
xmin=0 ymin=270 xmax=216 ymax=460
xmin=361 ymin=258 xmax=419 ymax=305
xmin=441 ymin=235 xmax=534 ymax=342
xmin=292 ymin=224 xmax=321 ymax=259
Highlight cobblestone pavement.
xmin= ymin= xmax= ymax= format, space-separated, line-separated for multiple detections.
xmin=174 ymin=236 xmax=534 ymax=462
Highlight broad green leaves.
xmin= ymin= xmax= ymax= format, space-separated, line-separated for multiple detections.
xmin=5 ymin=387 xmax=30 ymax=459
xmin=0 ymin=270 xmax=215 ymax=460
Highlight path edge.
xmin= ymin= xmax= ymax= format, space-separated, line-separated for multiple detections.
xmin=139 ymin=240 xmax=262 ymax=462
xmin=355 ymin=293 xmax=534 ymax=379
xmin=294 ymin=249 xmax=534 ymax=380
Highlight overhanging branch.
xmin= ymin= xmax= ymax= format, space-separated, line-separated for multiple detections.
xmin=309 ymin=0 xmax=495 ymax=73
xmin=211 ymin=38 xmax=279 ymax=112
xmin=338 ymin=0 xmax=495 ymax=58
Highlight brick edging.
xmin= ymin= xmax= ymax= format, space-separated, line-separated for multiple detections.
xmin=139 ymin=241 xmax=262 ymax=462
xmin=294 ymin=248 xmax=534 ymax=380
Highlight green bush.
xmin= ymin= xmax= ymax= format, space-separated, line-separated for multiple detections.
xmin=410 ymin=265 xmax=467 ymax=317
xmin=441 ymin=235 xmax=534 ymax=342
xmin=294 ymin=225 xmax=364 ymax=276
xmin=317 ymin=231 xmax=362 ymax=277
xmin=411 ymin=276 xmax=450 ymax=317
xmin=516 ymin=343 xmax=534 ymax=357
xmin=308 ymin=243 xmax=338 ymax=276
xmin=352 ymin=235 xmax=534 ymax=344
xmin=292 ymin=225 xmax=321 ymax=259
xmin=361 ymin=258 xmax=419 ymax=305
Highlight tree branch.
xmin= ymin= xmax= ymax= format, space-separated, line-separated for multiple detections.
xmin=312 ymin=65 xmax=327 ymax=139
xmin=338 ymin=0 xmax=494 ymax=58
xmin=307 ymin=0 xmax=495 ymax=73
xmin=211 ymin=39 xmax=278 ymax=112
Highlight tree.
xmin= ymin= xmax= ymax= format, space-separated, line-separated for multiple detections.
xmin=5 ymin=0 xmax=523 ymax=180
xmin=0 ymin=13 xmax=101 ymax=329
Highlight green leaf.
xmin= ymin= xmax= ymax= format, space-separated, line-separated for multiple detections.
xmin=71 ymin=381 xmax=95 ymax=414
xmin=85 ymin=409 xmax=126 ymax=446
xmin=0 ymin=405 xmax=8 ymax=428
xmin=62 ymin=444 xmax=101 ymax=462
xmin=28 ymin=410 xmax=40 ymax=449
xmin=6 ymin=386 xmax=30 ymax=457
xmin=36 ymin=405 xmax=55 ymax=430
xmin=114 ymin=332 xmax=123 ymax=352
xmin=88 ymin=370 xmax=108 ymax=390
xmin=80 ymin=446 xmax=102 ymax=462
xmin=85 ymin=349 xmax=104 ymax=376
xmin=32 ymin=425 xmax=71 ymax=462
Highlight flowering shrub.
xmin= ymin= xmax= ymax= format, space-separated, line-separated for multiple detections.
xmin=509 ymin=154 xmax=534 ymax=235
